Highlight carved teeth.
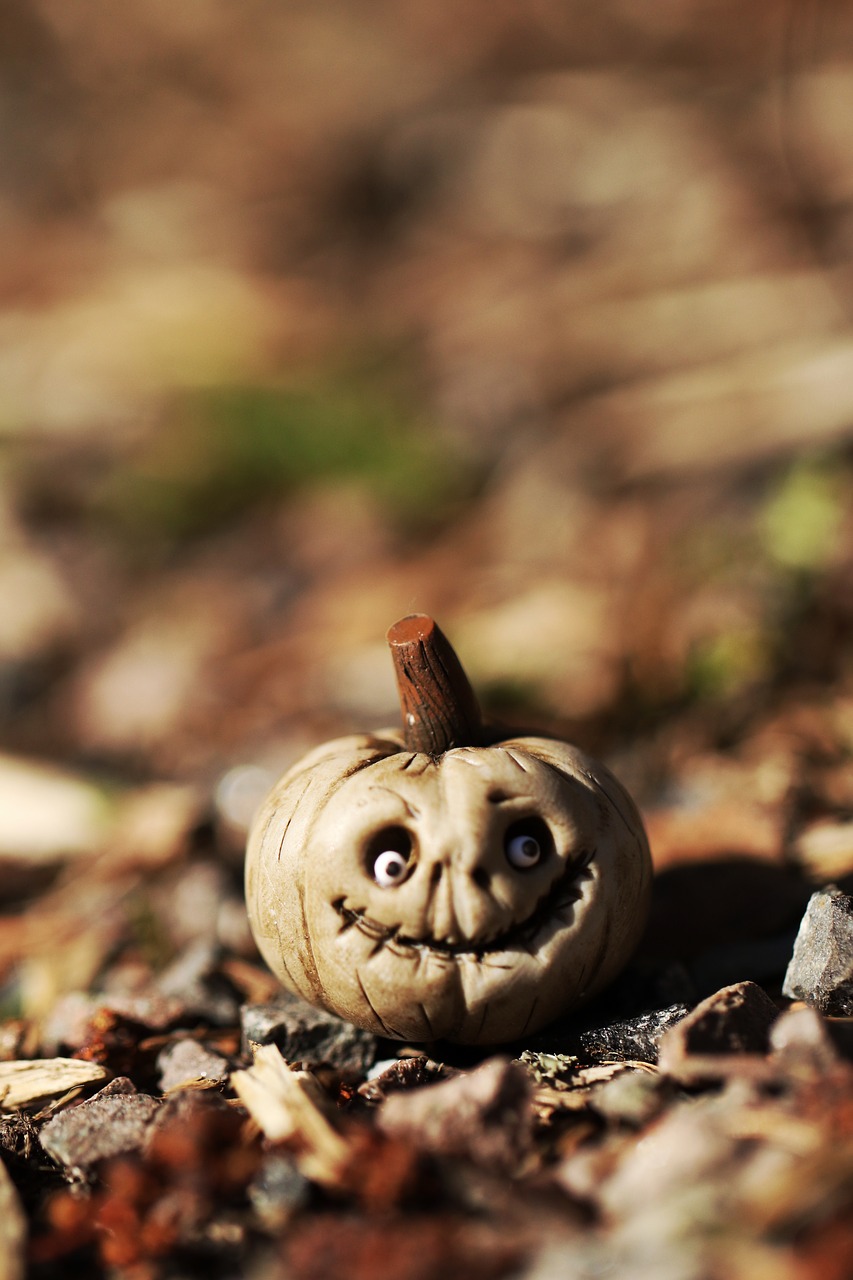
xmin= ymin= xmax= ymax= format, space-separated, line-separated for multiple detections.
xmin=335 ymin=849 xmax=595 ymax=959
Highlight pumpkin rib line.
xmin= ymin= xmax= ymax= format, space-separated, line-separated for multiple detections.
xmin=418 ymin=1002 xmax=435 ymax=1039
xmin=275 ymin=782 xmax=308 ymax=862
xmin=335 ymin=754 xmax=391 ymax=785
xmin=576 ymin=913 xmax=612 ymax=998
xmin=518 ymin=995 xmax=539 ymax=1039
xmin=502 ymin=749 xmax=532 ymax=775
xmin=578 ymin=766 xmax=645 ymax=847
xmin=355 ymin=968 xmax=396 ymax=1037
xmin=295 ymin=869 xmax=324 ymax=1004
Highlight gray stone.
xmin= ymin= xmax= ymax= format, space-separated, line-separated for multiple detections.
xmin=249 ymin=1153 xmax=309 ymax=1229
xmin=241 ymin=992 xmax=379 ymax=1073
xmin=378 ymin=1057 xmax=532 ymax=1171
xmin=657 ymin=982 xmax=779 ymax=1083
xmin=782 ymin=885 xmax=853 ymax=1016
xmin=157 ymin=1038 xmax=230 ymax=1091
xmin=40 ymin=1085 xmax=159 ymax=1169
xmin=530 ymin=1002 xmax=690 ymax=1065
xmin=769 ymin=1006 xmax=845 ymax=1076
xmin=575 ymin=1004 xmax=691 ymax=1064
xmin=157 ymin=939 xmax=241 ymax=1026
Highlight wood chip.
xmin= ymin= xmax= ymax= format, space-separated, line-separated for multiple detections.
xmin=0 ymin=1157 xmax=25 ymax=1280
xmin=0 ymin=1058 xmax=108 ymax=1111
xmin=231 ymin=1045 xmax=349 ymax=1186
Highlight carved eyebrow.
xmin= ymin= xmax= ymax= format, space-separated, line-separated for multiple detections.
xmin=367 ymin=785 xmax=421 ymax=819
xmin=449 ymin=750 xmax=486 ymax=768
xmin=488 ymin=789 xmax=533 ymax=805
xmin=396 ymin=753 xmax=432 ymax=776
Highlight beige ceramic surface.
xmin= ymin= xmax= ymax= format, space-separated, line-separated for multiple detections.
xmin=245 ymin=731 xmax=652 ymax=1043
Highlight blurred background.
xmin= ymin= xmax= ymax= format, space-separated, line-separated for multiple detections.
xmin=3 ymin=0 xmax=853 ymax=1011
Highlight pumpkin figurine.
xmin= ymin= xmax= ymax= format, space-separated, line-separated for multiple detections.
xmin=245 ymin=615 xmax=652 ymax=1044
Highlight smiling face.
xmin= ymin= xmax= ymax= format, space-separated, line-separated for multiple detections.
xmin=246 ymin=731 xmax=652 ymax=1044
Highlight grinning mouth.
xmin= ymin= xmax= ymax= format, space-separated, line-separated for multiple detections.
xmin=333 ymin=851 xmax=595 ymax=959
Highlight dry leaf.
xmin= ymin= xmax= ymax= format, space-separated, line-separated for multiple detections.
xmin=231 ymin=1045 xmax=349 ymax=1185
xmin=0 ymin=1059 xmax=108 ymax=1111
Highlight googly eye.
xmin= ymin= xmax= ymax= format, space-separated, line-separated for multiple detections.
xmin=372 ymin=848 xmax=410 ymax=887
xmin=366 ymin=826 xmax=413 ymax=886
xmin=505 ymin=832 xmax=542 ymax=869
xmin=504 ymin=817 xmax=552 ymax=871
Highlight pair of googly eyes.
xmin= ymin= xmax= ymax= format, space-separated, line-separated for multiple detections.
xmin=371 ymin=827 xmax=546 ymax=887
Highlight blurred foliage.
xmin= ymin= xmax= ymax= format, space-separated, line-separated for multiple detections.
xmin=94 ymin=369 xmax=470 ymax=551
xmin=758 ymin=458 xmax=845 ymax=573
xmin=666 ymin=452 xmax=851 ymax=708
xmin=685 ymin=627 xmax=772 ymax=704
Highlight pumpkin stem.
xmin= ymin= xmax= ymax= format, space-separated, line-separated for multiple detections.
xmin=386 ymin=615 xmax=484 ymax=755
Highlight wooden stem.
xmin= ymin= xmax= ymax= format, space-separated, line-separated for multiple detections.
xmin=386 ymin=615 xmax=484 ymax=755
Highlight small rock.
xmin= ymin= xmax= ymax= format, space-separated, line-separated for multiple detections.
xmin=782 ymin=885 xmax=853 ymax=1016
xmin=40 ymin=993 xmax=99 ymax=1055
xmin=157 ymin=1038 xmax=230 ymax=1091
xmin=577 ymin=1004 xmax=691 ymax=1065
xmin=249 ymin=1153 xmax=310 ymax=1229
xmin=769 ymin=1005 xmax=845 ymax=1077
xmin=241 ymin=993 xmax=379 ymax=1073
xmin=157 ymin=939 xmax=241 ymax=1026
xmin=94 ymin=1076 xmax=139 ymax=1098
xmin=39 ymin=1084 xmax=159 ymax=1170
xmin=377 ymin=1057 xmax=532 ymax=1172
xmin=90 ymin=993 xmax=185 ymax=1034
xmin=531 ymin=1003 xmax=690 ymax=1065
xmin=657 ymin=981 xmax=779 ymax=1083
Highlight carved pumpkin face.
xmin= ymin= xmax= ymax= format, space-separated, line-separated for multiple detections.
xmin=245 ymin=728 xmax=652 ymax=1044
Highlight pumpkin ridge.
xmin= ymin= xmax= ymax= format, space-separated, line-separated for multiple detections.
xmin=418 ymin=1002 xmax=436 ymax=1039
xmin=575 ymin=910 xmax=613 ymax=997
xmin=502 ymin=749 xmax=532 ymax=774
xmin=295 ymin=875 xmax=324 ymax=1004
xmin=275 ymin=776 xmax=312 ymax=862
xmin=517 ymin=995 xmax=540 ymax=1039
xmin=354 ymin=967 xmax=397 ymax=1038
